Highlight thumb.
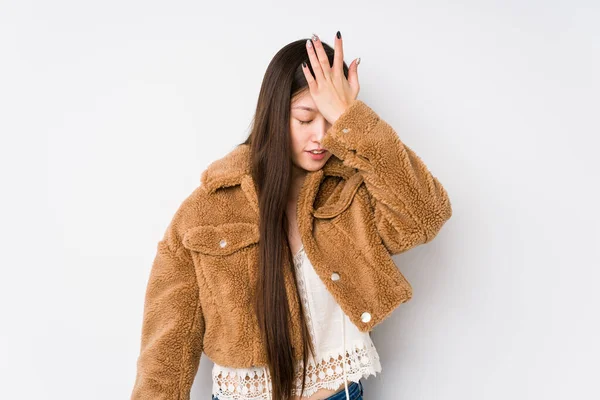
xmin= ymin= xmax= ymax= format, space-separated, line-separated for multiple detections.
xmin=347 ymin=58 xmax=361 ymax=96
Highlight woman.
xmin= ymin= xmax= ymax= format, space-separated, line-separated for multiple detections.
xmin=131 ymin=32 xmax=452 ymax=400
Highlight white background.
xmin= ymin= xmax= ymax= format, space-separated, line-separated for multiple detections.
xmin=1 ymin=1 xmax=598 ymax=399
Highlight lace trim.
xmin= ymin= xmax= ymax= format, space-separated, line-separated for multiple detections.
xmin=293 ymin=244 xmax=305 ymax=266
xmin=292 ymin=245 xmax=317 ymax=346
xmin=212 ymin=341 xmax=381 ymax=400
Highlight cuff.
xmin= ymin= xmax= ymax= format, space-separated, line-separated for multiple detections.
xmin=322 ymin=99 xmax=384 ymax=163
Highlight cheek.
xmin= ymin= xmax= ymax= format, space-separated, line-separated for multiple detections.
xmin=289 ymin=127 xmax=306 ymax=152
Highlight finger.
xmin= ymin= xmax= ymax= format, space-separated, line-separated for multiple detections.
xmin=332 ymin=31 xmax=344 ymax=74
xmin=306 ymin=38 xmax=325 ymax=83
xmin=301 ymin=61 xmax=317 ymax=90
xmin=348 ymin=57 xmax=361 ymax=94
xmin=310 ymin=34 xmax=331 ymax=80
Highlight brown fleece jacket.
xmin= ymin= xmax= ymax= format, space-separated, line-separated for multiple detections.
xmin=131 ymin=99 xmax=452 ymax=399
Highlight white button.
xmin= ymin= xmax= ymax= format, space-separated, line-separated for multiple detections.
xmin=361 ymin=312 xmax=372 ymax=323
xmin=219 ymin=239 xmax=227 ymax=248
xmin=342 ymin=128 xmax=350 ymax=133
xmin=331 ymin=272 xmax=340 ymax=281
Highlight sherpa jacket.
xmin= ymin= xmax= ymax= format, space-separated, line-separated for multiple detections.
xmin=131 ymin=99 xmax=453 ymax=399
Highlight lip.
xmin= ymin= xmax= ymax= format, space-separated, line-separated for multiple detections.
xmin=306 ymin=149 xmax=328 ymax=160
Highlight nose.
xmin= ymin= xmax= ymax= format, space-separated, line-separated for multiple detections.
xmin=313 ymin=119 xmax=331 ymax=142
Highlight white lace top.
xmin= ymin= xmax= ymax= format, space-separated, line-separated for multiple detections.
xmin=211 ymin=243 xmax=382 ymax=400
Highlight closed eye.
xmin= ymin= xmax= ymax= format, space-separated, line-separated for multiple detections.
xmin=299 ymin=120 xmax=313 ymax=125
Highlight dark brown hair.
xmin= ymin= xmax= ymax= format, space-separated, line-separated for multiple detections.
xmin=236 ymin=38 xmax=350 ymax=400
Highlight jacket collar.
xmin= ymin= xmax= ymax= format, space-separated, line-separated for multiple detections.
xmin=200 ymin=143 xmax=356 ymax=194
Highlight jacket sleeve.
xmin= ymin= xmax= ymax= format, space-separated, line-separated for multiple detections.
xmin=321 ymin=99 xmax=452 ymax=255
xmin=131 ymin=211 xmax=205 ymax=399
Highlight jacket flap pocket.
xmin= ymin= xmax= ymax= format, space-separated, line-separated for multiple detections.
xmin=182 ymin=222 xmax=260 ymax=256
xmin=312 ymin=172 xmax=364 ymax=219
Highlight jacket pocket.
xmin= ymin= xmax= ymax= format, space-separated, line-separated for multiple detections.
xmin=182 ymin=222 xmax=260 ymax=255
xmin=181 ymin=222 xmax=259 ymax=308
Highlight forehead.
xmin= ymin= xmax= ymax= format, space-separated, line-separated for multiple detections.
xmin=291 ymin=91 xmax=316 ymax=112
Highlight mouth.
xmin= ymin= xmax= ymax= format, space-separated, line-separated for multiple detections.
xmin=306 ymin=149 xmax=327 ymax=154
xmin=305 ymin=149 xmax=328 ymax=160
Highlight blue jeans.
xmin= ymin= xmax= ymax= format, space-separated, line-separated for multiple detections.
xmin=212 ymin=379 xmax=364 ymax=400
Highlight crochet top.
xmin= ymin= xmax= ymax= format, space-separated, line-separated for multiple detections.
xmin=211 ymin=243 xmax=382 ymax=400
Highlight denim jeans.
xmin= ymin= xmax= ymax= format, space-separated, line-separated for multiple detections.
xmin=212 ymin=379 xmax=364 ymax=400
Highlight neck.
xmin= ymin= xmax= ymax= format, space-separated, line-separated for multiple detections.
xmin=289 ymin=164 xmax=307 ymax=204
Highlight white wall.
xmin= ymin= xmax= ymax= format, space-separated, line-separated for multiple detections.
xmin=1 ymin=1 xmax=598 ymax=399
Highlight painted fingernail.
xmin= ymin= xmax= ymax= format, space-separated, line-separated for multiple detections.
xmin=336 ymin=31 xmax=341 ymax=39
xmin=302 ymin=61 xmax=307 ymax=68
xmin=356 ymin=57 xmax=361 ymax=65
xmin=306 ymin=39 xmax=312 ymax=48
xmin=311 ymin=33 xmax=319 ymax=42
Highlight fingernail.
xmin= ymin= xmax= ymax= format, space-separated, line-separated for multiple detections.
xmin=306 ymin=39 xmax=312 ymax=48
xmin=311 ymin=33 xmax=319 ymax=42
xmin=336 ymin=31 xmax=341 ymax=39
xmin=302 ymin=61 xmax=307 ymax=68
xmin=356 ymin=57 xmax=361 ymax=65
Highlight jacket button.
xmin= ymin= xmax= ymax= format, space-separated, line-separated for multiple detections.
xmin=361 ymin=312 xmax=371 ymax=323
xmin=219 ymin=239 xmax=227 ymax=248
xmin=331 ymin=272 xmax=340 ymax=281
xmin=342 ymin=128 xmax=350 ymax=133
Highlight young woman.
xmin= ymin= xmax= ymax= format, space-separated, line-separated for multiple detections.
xmin=131 ymin=32 xmax=452 ymax=400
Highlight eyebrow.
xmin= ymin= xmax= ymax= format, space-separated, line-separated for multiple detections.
xmin=292 ymin=106 xmax=316 ymax=112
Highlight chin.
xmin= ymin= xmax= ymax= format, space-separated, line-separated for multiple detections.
xmin=300 ymin=165 xmax=323 ymax=172
xmin=299 ymin=153 xmax=332 ymax=171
